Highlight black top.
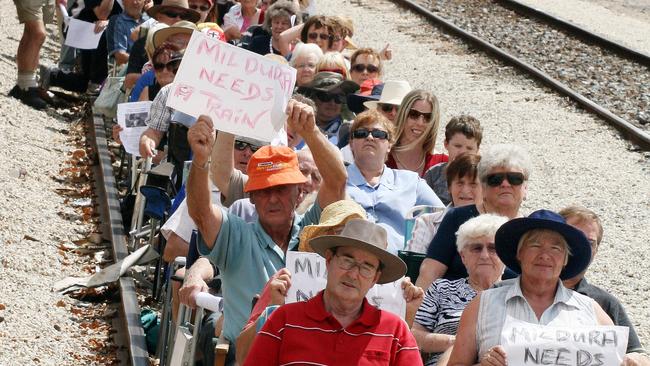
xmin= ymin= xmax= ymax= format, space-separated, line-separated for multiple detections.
xmin=425 ymin=204 xmax=516 ymax=280
xmin=77 ymin=0 xmax=122 ymax=22
xmin=126 ymin=37 xmax=148 ymax=75
xmin=573 ymin=278 xmax=646 ymax=354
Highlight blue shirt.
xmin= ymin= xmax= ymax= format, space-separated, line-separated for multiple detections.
xmin=198 ymin=203 xmax=322 ymax=342
xmin=109 ymin=12 xmax=148 ymax=55
xmin=321 ymin=116 xmax=342 ymax=146
xmin=346 ymin=163 xmax=444 ymax=253
xmin=129 ymin=70 xmax=155 ymax=102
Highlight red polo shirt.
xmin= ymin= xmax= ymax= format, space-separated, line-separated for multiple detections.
xmin=244 ymin=291 xmax=422 ymax=365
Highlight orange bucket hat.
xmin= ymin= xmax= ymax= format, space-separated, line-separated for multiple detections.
xmin=244 ymin=146 xmax=308 ymax=192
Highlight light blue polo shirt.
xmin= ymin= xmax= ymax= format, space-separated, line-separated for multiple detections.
xmin=346 ymin=163 xmax=444 ymax=254
xmin=198 ymin=203 xmax=321 ymax=342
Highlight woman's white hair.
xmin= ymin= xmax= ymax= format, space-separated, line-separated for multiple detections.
xmin=456 ymin=214 xmax=508 ymax=253
xmin=477 ymin=144 xmax=533 ymax=182
xmin=289 ymin=43 xmax=324 ymax=67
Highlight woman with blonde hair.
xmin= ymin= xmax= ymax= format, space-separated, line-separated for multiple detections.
xmin=387 ymin=89 xmax=447 ymax=177
xmin=316 ymin=51 xmax=350 ymax=79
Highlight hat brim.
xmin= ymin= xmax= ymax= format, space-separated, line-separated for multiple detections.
xmin=243 ymin=169 xmax=307 ymax=193
xmin=495 ymin=217 xmax=592 ymax=280
xmin=147 ymin=6 xmax=201 ymax=24
xmin=298 ymin=80 xmax=360 ymax=96
xmin=310 ymin=235 xmax=407 ymax=284
xmin=153 ymin=26 xmax=196 ymax=49
xmin=347 ymin=93 xmax=379 ymax=114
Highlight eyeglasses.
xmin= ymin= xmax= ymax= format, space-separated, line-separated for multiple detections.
xmin=153 ymin=59 xmax=181 ymax=73
xmin=351 ymin=128 xmax=389 ymax=140
xmin=234 ymin=140 xmax=261 ymax=152
xmin=189 ymin=4 xmax=211 ymax=11
xmin=334 ymin=254 xmax=378 ymax=279
xmin=351 ymin=63 xmax=379 ymax=74
xmin=295 ymin=62 xmax=317 ymax=70
xmin=484 ymin=172 xmax=525 ymax=187
xmin=160 ymin=10 xmax=189 ymax=19
xmin=407 ymin=109 xmax=432 ymax=121
xmin=315 ymin=92 xmax=344 ymax=104
xmin=378 ymin=103 xmax=397 ymax=113
xmin=308 ymin=32 xmax=331 ymax=41
xmin=466 ymin=243 xmax=497 ymax=254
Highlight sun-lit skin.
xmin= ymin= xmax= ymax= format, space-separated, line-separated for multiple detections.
xmin=459 ymin=235 xmax=504 ymax=289
xmin=349 ymin=122 xmax=392 ymax=167
xmin=249 ymin=184 xmax=301 ymax=230
xmin=399 ymin=99 xmax=432 ymax=146
xmin=293 ymin=52 xmax=319 ymax=86
xmin=517 ymin=231 xmax=568 ymax=281
xmin=482 ymin=167 xmax=527 ymax=214
xmin=188 ymin=0 xmax=212 ymax=22
xmin=350 ymin=53 xmax=380 ymax=86
xmin=450 ymin=175 xmax=482 ymax=207
xmin=306 ymin=24 xmax=330 ymax=53
xmin=445 ymin=133 xmax=479 ymax=161
xmin=323 ymin=246 xmax=381 ymax=308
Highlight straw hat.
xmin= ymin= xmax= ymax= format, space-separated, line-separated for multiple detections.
xmin=310 ymin=219 xmax=407 ymax=284
xmin=145 ymin=23 xmax=169 ymax=59
xmin=364 ymin=80 xmax=412 ymax=110
xmin=299 ymin=200 xmax=367 ymax=252
xmin=153 ymin=20 xmax=199 ymax=49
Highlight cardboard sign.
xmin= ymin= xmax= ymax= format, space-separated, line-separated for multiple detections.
xmin=285 ymin=252 xmax=406 ymax=319
xmin=166 ymin=31 xmax=296 ymax=142
xmin=501 ymin=317 xmax=628 ymax=365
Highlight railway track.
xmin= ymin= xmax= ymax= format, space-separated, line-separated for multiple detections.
xmin=89 ymin=112 xmax=149 ymax=366
xmin=392 ymin=0 xmax=650 ymax=149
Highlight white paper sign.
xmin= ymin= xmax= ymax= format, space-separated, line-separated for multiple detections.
xmin=285 ymin=251 xmax=406 ymax=319
xmin=64 ymin=18 xmax=104 ymax=49
xmin=166 ymin=31 xmax=296 ymax=142
xmin=117 ymin=101 xmax=152 ymax=157
xmin=501 ymin=317 xmax=628 ymax=365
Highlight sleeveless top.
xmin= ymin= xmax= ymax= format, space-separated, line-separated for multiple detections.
xmin=476 ymin=277 xmax=597 ymax=357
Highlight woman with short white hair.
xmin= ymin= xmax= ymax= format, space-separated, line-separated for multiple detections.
xmin=290 ymin=43 xmax=324 ymax=87
xmin=412 ymin=214 xmax=507 ymax=366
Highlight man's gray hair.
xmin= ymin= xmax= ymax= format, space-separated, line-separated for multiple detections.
xmin=456 ymin=214 xmax=508 ymax=253
xmin=477 ymin=144 xmax=533 ymax=182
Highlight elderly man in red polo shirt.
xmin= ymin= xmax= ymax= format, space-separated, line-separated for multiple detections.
xmin=244 ymin=219 xmax=423 ymax=365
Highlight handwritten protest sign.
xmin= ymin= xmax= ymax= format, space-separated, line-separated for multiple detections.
xmin=166 ymin=31 xmax=296 ymax=142
xmin=285 ymin=252 xmax=406 ymax=319
xmin=501 ymin=317 xmax=628 ymax=366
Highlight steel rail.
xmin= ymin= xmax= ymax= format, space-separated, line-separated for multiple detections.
xmin=498 ymin=0 xmax=650 ymax=68
xmin=392 ymin=0 xmax=650 ymax=150
xmin=90 ymin=113 xmax=150 ymax=366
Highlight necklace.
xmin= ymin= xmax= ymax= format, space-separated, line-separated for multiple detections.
xmin=393 ymin=151 xmax=425 ymax=173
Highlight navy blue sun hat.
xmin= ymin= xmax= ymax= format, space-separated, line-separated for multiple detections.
xmin=494 ymin=209 xmax=592 ymax=280
xmin=346 ymin=82 xmax=384 ymax=114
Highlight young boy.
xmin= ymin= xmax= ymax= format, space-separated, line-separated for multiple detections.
xmin=424 ymin=115 xmax=482 ymax=205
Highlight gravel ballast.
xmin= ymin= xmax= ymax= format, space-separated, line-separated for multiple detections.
xmin=319 ymin=0 xmax=650 ymax=345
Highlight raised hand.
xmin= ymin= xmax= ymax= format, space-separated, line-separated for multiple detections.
xmin=187 ymin=115 xmax=216 ymax=167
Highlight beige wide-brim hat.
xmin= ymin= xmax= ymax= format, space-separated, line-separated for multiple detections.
xmin=146 ymin=23 xmax=170 ymax=59
xmin=364 ymin=80 xmax=412 ymax=110
xmin=153 ymin=20 xmax=199 ymax=49
xmin=310 ymin=219 xmax=407 ymax=284
xmin=299 ymin=200 xmax=367 ymax=252
xmin=147 ymin=0 xmax=201 ymax=23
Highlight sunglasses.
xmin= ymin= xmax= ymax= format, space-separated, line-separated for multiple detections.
xmin=351 ymin=128 xmax=389 ymax=140
xmin=189 ymin=4 xmax=211 ymax=11
xmin=407 ymin=109 xmax=432 ymax=121
xmin=234 ymin=140 xmax=261 ymax=152
xmin=153 ymin=59 xmax=181 ymax=73
xmin=379 ymin=103 xmax=397 ymax=113
xmin=160 ymin=10 xmax=190 ymax=19
xmin=308 ymin=32 xmax=331 ymax=41
xmin=484 ymin=172 xmax=525 ymax=187
xmin=315 ymin=92 xmax=344 ymax=104
xmin=351 ymin=63 xmax=379 ymax=73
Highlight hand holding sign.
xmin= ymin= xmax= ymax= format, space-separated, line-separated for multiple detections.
xmin=480 ymin=346 xmax=507 ymax=366
xmin=269 ymin=268 xmax=292 ymax=306
xmin=188 ymin=115 xmax=216 ymax=166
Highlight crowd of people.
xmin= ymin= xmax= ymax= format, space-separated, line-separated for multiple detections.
xmin=10 ymin=0 xmax=650 ymax=364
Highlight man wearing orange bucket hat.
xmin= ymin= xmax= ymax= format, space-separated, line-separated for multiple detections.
xmin=179 ymin=99 xmax=347 ymax=357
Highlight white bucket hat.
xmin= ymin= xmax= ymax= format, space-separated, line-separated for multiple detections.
xmin=364 ymin=80 xmax=412 ymax=110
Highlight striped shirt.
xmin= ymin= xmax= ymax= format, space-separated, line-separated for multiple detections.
xmin=414 ymin=278 xmax=477 ymax=365
xmin=244 ymin=291 xmax=423 ymax=365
